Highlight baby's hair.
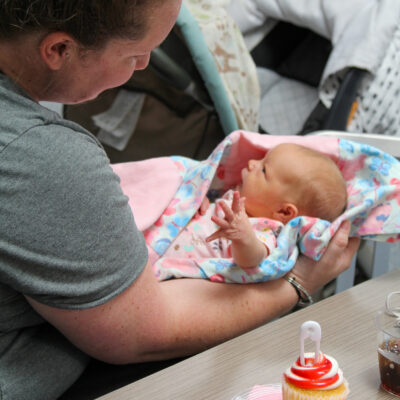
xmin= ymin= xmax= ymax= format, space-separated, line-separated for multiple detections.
xmin=284 ymin=144 xmax=347 ymax=222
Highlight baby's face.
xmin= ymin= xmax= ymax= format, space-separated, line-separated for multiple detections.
xmin=238 ymin=145 xmax=299 ymax=218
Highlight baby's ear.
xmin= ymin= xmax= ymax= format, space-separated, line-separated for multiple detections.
xmin=273 ymin=203 xmax=298 ymax=224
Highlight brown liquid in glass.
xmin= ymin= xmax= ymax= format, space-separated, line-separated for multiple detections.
xmin=378 ymin=339 xmax=400 ymax=397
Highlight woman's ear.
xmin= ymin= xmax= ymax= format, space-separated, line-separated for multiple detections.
xmin=39 ymin=32 xmax=75 ymax=71
xmin=272 ymin=203 xmax=298 ymax=224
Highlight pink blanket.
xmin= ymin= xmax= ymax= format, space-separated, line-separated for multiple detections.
xmin=112 ymin=131 xmax=400 ymax=283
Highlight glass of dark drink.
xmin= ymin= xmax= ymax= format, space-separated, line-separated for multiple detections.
xmin=375 ymin=292 xmax=400 ymax=397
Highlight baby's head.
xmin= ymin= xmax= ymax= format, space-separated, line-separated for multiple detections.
xmin=239 ymin=143 xmax=347 ymax=222
xmin=281 ymin=144 xmax=348 ymax=221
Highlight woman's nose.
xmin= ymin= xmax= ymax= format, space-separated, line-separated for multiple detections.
xmin=135 ymin=53 xmax=151 ymax=70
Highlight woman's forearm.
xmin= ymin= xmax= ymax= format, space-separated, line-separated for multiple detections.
xmin=144 ymin=276 xmax=298 ymax=361
xmin=27 ymin=263 xmax=298 ymax=365
xmin=27 ymin=222 xmax=358 ymax=365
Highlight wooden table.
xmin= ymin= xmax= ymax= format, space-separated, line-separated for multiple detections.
xmin=98 ymin=268 xmax=400 ymax=399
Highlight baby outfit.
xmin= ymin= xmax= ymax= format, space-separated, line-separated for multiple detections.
xmin=151 ymin=190 xmax=280 ymax=282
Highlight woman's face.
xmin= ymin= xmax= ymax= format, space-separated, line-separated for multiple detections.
xmin=57 ymin=0 xmax=181 ymax=104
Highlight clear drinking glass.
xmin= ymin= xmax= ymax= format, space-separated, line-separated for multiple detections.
xmin=375 ymin=292 xmax=400 ymax=397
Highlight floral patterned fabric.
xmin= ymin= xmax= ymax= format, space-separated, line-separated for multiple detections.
xmin=184 ymin=0 xmax=260 ymax=132
xmin=119 ymin=130 xmax=400 ymax=283
xmin=151 ymin=189 xmax=280 ymax=283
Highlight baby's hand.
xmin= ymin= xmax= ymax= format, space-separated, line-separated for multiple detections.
xmin=194 ymin=196 xmax=210 ymax=219
xmin=206 ymin=191 xmax=254 ymax=243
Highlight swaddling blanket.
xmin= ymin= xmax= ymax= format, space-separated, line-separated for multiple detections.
xmin=112 ymin=130 xmax=400 ymax=283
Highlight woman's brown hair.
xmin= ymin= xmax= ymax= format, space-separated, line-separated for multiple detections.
xmin=0 ymin=0 xmax=160 ymax=48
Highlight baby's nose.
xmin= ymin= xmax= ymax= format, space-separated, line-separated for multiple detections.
xmin=248 ymin=159 xmax=257 ymax=170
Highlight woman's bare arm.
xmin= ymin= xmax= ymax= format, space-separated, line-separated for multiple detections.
xmin=26 ymin=221 xmax=359 ymax=365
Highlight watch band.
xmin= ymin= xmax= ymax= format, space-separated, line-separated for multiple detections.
xmin=285 ymin=275 xmax=314 ymax=307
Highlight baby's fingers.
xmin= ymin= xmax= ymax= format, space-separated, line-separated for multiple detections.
xmin=198 ymin=196 xmax=210 ymax=215
xmin=231 ymin=191 xmax=241 ymax=213
xmin=231 ymin=191 xmax=246 ymax=214
xmin=218 ymin=201 xmax=234 ymax=222
xmin=239 ymin=196 xmax=246 ymax=211
xmin=211 ymin=215 xmax=229 ymax=229
xmin=206 ymin=230 xmax=223 ymax=242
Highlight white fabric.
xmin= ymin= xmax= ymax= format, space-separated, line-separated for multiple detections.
xmin=185 ymin=0 xmax=260 ymax=131
xmin=226 ymin=0 xmax=400 ymax=81
xmin=226 ymin=0 xmax=400 ymax=135
xmin=225 ymin=0 xmax=277 ymax=50
xmin=257 ymin=67 xmax=319 ymax=134
xmin=93 ymin=89 xmax=145 ymax=151
xmin=323 ymin=23 xmax=400 ymax=136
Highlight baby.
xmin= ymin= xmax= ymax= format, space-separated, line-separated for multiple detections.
xmin=160 ymin=143 xmax=347 ymax=272
xmin=205 ymin=143 xmax=347 ymax=268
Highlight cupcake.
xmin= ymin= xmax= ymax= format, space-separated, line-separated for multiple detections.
xmin=282 ymin=321 xmax=349 ymax=400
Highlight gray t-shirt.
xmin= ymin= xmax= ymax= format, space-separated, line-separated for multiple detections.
xmin=0 ymin=74 xmax=148 ymax=399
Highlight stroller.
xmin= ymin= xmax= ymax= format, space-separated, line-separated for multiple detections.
xmin=64 ymin=0 xmax=400 ymax=162
xmin=63 ymin=0 xmax=400 ymax=292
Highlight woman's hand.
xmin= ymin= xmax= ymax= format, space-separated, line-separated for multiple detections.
xmin=289 ymin=220 xmax=360 ymax=295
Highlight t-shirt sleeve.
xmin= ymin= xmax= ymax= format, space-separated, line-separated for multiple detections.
xmin=0 ymin=123 xmax=148 ymax=309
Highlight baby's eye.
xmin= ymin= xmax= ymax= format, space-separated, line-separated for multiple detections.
xmin=262 ymin=167 xmax=268 ymax=179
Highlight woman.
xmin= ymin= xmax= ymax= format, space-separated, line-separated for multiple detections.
xmin=0 ymin=1 xmax=359 ymax=399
